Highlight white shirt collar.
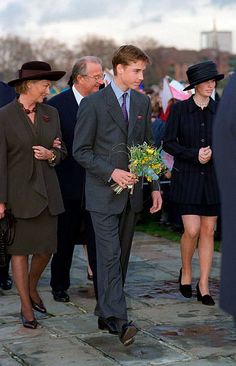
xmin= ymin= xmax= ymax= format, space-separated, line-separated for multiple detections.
xmin=72 ymin=85 xmax=84 ymax=106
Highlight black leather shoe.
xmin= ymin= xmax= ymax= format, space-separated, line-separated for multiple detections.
xmin=119 ymin=321 xmax=138 ymax=346
xmin=196 ymin=282 xmax=215 ymax=306
xmin=20 ymin=312 xmax=38 ymax=329
xmin=178 ymin=268 xmax=192 ymax=298
xmin=52 ymin=290 xmax=70 ymax=302
xmin=98 ymin=317 xmax=118 ymax=335
xmin=0 ymin=276 xmax=13 ymax=290
xmin=30 ymin=297 xmax=47 ymax=314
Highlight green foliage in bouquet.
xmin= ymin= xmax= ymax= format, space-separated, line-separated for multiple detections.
xmin=129 ymin=142 xmax=166 ymax=182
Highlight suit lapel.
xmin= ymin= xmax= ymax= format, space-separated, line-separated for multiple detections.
xmin=105 ymin=84 xmax=128 ymax=135
xmin=36 ymin=104 xmax=45 ymax=143
xmin=12 ymin=100 xmax=37 ymax=144
xmin=67 ymin=89 xmax=78 ymax=119
xmin=128 ymin=90 xmax=140 ymax=137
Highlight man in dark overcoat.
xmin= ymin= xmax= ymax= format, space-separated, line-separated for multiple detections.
xmin=213 ymin=71 xmax=236 ymax=326
xmin=0 ymin=81 xmax=16 ymax=107
xmin=73 ymin=45 xmax=162 ymax=345
xmin=0 ymin=81 xmax=16 ymax=290
xmin=48 ymin=56 xmax=104 ymax=302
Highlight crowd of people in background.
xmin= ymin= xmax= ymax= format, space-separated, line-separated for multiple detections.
xmin=0 ymin=44 xmax=235 ymax=345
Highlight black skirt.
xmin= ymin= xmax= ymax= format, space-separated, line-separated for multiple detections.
xmin=178 ymin=203 xmax=220 ymax=216
xmin=178 ymin=188 xmax=220 ymax=216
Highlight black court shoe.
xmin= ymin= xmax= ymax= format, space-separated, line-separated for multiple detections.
xmin=178 ymin=268 xmax=192 ymax=298
xmin=196 ymin=282 xmax=215 ymax=306
xmin=30 ymin=297 xmax=47 ymax=314
xmin=20 ymin=312 xmax=38 ymax=329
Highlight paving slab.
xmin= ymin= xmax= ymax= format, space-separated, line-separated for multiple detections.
xmin=82 ymin=331 xmax=190 ymax=365
xmin=0 ymin=349 xmax=19 ymax=366
xmin=170 ymin=358 xmax=236 ymax=366
xmin=0 ymin=231 xmax=235 ymax=366
xmin=3 ymin=335 xmax=115 ymax=366
xmin=145 ymin=321 xmax=236 ymax=359
xmin=41 ymin=313 xmax=99 ymax=336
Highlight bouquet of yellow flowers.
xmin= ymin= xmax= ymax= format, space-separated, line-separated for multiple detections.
xmin=111 ymin=142 xmax=167 ymax=194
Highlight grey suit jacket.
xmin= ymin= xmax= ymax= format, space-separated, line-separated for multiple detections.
xmin=0 ymin=99 xmax=67 ymax=219
xmin=73 ymin=84 xmax=156 ymax=215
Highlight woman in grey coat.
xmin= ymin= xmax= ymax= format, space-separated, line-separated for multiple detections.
xmin=0 ymin=61 xmax=66 ymax=328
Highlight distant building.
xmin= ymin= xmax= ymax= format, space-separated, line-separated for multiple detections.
xmin=201 ymin=25 xmax=232 ymax=54
xmin=145 ymin=46 xmax=233 ymax=85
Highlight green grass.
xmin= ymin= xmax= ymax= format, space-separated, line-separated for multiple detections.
xmin=136 ymin=221 xmax=181 ymax=242
xmin=135 ymin=219 xmax=221 ymax=252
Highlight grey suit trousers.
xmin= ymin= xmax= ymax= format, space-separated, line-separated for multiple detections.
xmin=90 ymin=201 xmax=137 ymax=320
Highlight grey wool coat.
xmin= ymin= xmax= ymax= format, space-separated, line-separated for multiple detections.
xmin=0 ymin=99 xmax=67 ymax=219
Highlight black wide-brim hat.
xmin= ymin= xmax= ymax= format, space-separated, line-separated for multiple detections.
xmin=8 ymin=61 xmax=66 ymax=87
xmin=183 ymin=60 xmax=224 ymax=91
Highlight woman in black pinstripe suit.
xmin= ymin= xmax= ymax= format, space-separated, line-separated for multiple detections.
xmin=163 ymin=61 xmax=224 ymax=306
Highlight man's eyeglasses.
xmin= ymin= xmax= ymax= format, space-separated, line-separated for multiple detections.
xmin=82 ymin=74 xmax=105 ymax=81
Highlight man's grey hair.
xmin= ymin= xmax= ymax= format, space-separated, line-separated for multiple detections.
xmin=72 ymin=56 xmax=102 ymax=83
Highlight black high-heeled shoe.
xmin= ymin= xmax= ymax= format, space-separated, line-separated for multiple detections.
xmin=30 ymin=297 xmax=47 ymax=314
xmin=20 ymin=311 xmax=38 ymax=329
xmin=178 ymin=268 xmax=192 ymax=298
xmin=196 ymin=282 xmax=215 ymax=306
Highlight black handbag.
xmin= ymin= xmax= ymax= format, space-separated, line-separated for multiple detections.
xmin=0 ymin=210 xmax=16 ymax=267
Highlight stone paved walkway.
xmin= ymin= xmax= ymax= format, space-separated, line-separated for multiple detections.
xmin=0 ymin=232 xmax=235 ymax=366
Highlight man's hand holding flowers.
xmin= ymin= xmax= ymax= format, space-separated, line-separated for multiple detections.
xmin=111 ymin=169 xmax=138 ymax=191
xmin=110 ymin=142 xmax=166 ymax=198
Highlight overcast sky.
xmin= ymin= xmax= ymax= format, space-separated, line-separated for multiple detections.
xmin=0 ymin=0 xmax=236 ymax=52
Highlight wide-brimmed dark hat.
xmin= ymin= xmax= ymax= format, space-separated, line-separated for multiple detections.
xmin=183 ymin=60 xmax=224 ymax=91
xmin=8 ymin=61 xmax=66 ymax=87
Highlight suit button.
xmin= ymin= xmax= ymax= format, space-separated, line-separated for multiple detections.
xmin=201 ymin=171 xmax=205 ymax=175
xmin=201 ymin=123 xmax=205 ymax=127
xmin=201 ymin=138 xmax=205 ymax=142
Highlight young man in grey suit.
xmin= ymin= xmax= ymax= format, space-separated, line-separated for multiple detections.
xmin=73 ymin=45 xmax=162 ymax=346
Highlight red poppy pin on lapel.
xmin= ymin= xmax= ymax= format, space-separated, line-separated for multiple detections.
xmin=42 ymin=115 xmax=49 ymax=122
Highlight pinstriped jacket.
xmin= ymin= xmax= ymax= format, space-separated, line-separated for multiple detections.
xmin=163 ymin=96 xmax=220 ymax=205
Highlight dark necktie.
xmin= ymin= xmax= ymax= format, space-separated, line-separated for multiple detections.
xmin=121 ymin=92 xmax=128 ymax=123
